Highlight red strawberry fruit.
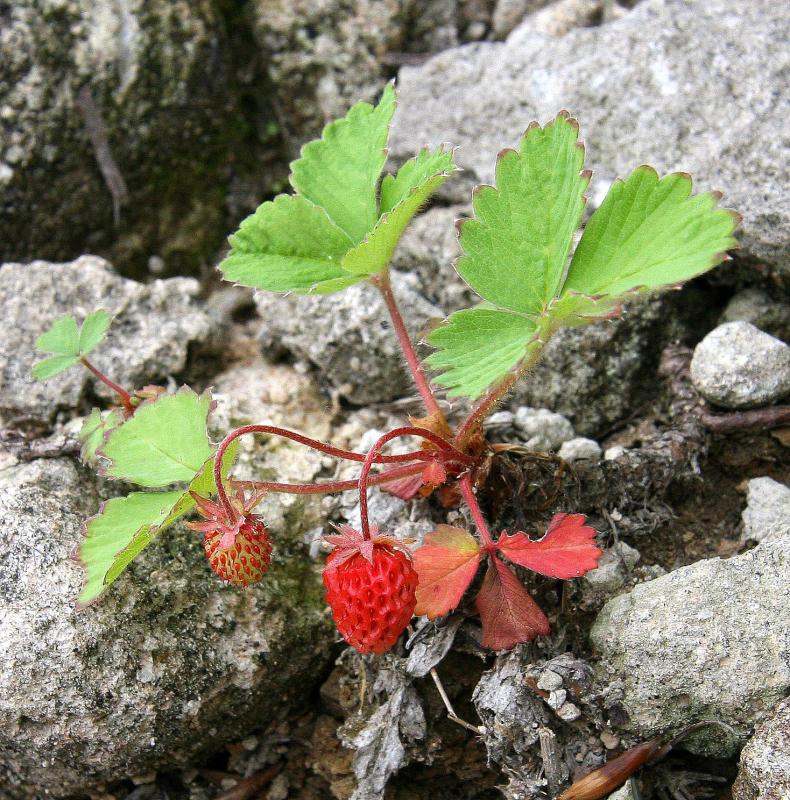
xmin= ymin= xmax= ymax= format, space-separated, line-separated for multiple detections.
xmin=322 ymin=525 xmax=417 ymax=654
xmin=187 ymin=490 xmax=272 ymax=586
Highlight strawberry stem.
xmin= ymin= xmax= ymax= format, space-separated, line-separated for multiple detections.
xmin=458 ymin=473 xmax=495 ymax=550
xmin=231 ymin=462 xmax=425 ymax=495
xmin=213 ymin=424 xmax=443 ymax=520
xmin=372 ymin=271 xmax=446 ymax=423
xmin=357 ymin=426 xmax=473 ymax=539
xmin=79 ymin=355 xmax=135 ymax=415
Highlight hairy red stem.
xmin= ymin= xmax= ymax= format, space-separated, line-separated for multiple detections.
xmin=232 ymin=462 xmax=425 ymax=496
xmin=358 ymin=426 xmax=474 ymax=539
xmin=456 ymin=369 xmax=521 ymax=447
xmin=213 ymin=424 xmax=437 ymax=520
xmin=372 ymin=271 xmax=445 ymax=421
xmin=458 ymin=472 xmax=495 ymax=549
xmin=79 ymin=356 xmax=135 ymax=414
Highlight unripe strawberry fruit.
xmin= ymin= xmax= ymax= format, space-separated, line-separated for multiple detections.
xmin=187 ymin=490 xmax=272 ymax=587
xmin=204 ymin=516 xmax=272 ymax=586
xmin=323 ymin=525 xmax=417 ymax=654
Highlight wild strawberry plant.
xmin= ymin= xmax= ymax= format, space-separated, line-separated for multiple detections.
xmin=33 ymin=84 xmax=738 ymax=652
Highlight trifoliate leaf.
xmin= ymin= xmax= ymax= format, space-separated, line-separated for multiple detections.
xmin=342 ymin=145 xmax=456 ymax=275
xmin=78 ymin=309 xmax=112 ymax=354
xmin=100 ymin=388 xmax=214 ymax=487
xmin=425 ymin=308 xmax=539 ymax=398
xmin=77 ymin=441 xmax=239 ymax=607
xmin=78 ymin=490 xmax=184 ymax=607
xmin=78 ymin=407 xmax=125 ymax=465
xmin=414 ymin=525 xmax=481 ymax=619
xmin=456 ymin=112 xmax=589 ymax=315
xmin=33 ymin=310 xmax=112 ymax=380
xmin=496 ymin=513 xmax=602 ymax=578
xmin=290 ymin=83 xmax=396 ymax=243
xmin=559 ymin=167 xmax=739 ymax=318
xmin=476 ymin=555 xmax=550 ymax=650
xmin=219 ymin=194 xmax=358 ymax=293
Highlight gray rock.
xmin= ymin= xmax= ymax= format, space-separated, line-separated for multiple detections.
xmin=721 ymin=288 xmax=790 ymax=343
xmin=391 ymin=0 xmax=789 ymax=268
xmin=0 ymin=456 xmax=333 ymax=798
xmin=391 ymin=205 xmax=472 ymax=313
xmin=690 ymin=321 xmax=790 ymax=409
xmin=0 ymin=0 xmax=265 ymax=276
xmin=492 ymin=0 xmax=554 ymax=38
xmin=514 ymin=406 xmax=575 ymax=451
xmin=255 ymin=272 xmax=442 ymax=404
xmin=741 ymin=477 xmax=790 ymax=545
xmin=583 ymin=541 xmax=640 ymax=593
xmin=591 ymin=537 xmax=790 ymax=756
xmin=558 ymin=436 xmax=602 ymax=462
xmin=0 ymin=256 xmax=216 ymax=425
xmin=512 ymin=295 xmax=683 ymax=435
xmin=732 ymin=699 xmax=790 ymax=800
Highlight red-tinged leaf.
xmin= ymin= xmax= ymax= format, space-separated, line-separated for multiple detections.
xmin=496 ymin=512 xmax=602 ymax=579
xmin=476 ymin=556 xmax=550 ymax=650
xmin=421 ymin=460 xmax=447 ymax=487
xmin=381 ymin=473 xmax=425 ymax=500
xmin=414 ymin=525 xmax=481 ymax=619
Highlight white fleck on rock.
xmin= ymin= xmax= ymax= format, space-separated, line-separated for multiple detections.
xmin=741 ymin=477 xmax=790 ymax=544
xmin=604 ymin=446 xmax=627 ymax=461
xmin=558 ymin=437 xmax=602 ymax=462
xmin=690 ymin=322 xmax=790 ymax=409
xmin=555 ymin=702 xmax=581 ymax=721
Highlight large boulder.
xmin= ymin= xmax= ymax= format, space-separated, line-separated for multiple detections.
xmin=391 ymin=0 xmax=789 ymax=269
xmin=0 ymin=256 xmax=217 ymax=426
xmin=591 ymin=537 xmax=790 ymax=756
xmin=0 ymin=0 xmax=275 ymax=276
xmin=0 ymin=364 xmax=336 ymax=796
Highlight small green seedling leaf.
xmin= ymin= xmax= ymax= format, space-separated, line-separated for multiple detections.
xmin=100 ymin=388 xmax=214 ymax=487
xmin=78 ymin=309 xmax=111 ymax=354
xmin=559 ymin=167 xmax=739 ymax=318
xmin=290 ymin=82 xmax=396 ymax=243
xmin=77 ymin=439 xmax=239 ymax=606
xmin=426 ymin=308 xmax=539 ymax=398
xmin=33 ymin=310 xmax=112 ymax=380
xmin=456 ymin=112 xmax=588 ymax=316
xmin=342 ymin=145 xmax=456 ymax=275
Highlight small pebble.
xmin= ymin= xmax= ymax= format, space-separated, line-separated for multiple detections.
xmin=537 ymin=669 xmax=564 ymax=691
xmin=690 ymin=321 xmax=790 ymax=409
xmin=556 ymin=702 xmax=581 ymax=721
xmin=600 ymin=731 xmax=620 ymax=749
xmin=558 ymin=436 xmax=602 ymax=462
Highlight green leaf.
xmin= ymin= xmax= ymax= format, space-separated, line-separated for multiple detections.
xmin=78 ymin=490 xmax=184 ymax=607
xmin=290 ymin=82 xmax=396 ymax=243
xmin=100 ymin=388 xmax=214 ymax=487
xmin=78 ymin=309 xmax=111 ymax=354
xmin=342 ymin=145 xmax=456 ymax=275
xmin=77 ymin=442 xmax=239 ymax=607
xmin=455 ymin=112 xmax=589 ymax=316
xmin=78 ymin=407 xmax=125 ymax=465
xmin=426 ymin=308 xmax=539 ymax=398
xmin=31 ymin=354 xmax=79 ymax=380
xmin=33 ymin=310 xmax=112 ymax=381
xmin=35 ymin=315 xmax=80 ymax=356
xmin=219 ymin=194 xmax=360 ymax=294
xmin=560 ymin=167 xmax=739 ymax=317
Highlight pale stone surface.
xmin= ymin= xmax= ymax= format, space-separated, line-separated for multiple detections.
xmin=732 ymin=699 xmax=790 ymax=800
xmin=690 ymin=322 xmax=790 ymax=409
xmin=741 ymin=477 xmax=790 ymax=545
xmin=591 ymin=537 xmax=790 ymax=756
xmin=391 ymin=0 xmax=789 ymax=268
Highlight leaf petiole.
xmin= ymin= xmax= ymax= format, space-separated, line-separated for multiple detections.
xmin=79 ymin=356 xmax=135 ymax=415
